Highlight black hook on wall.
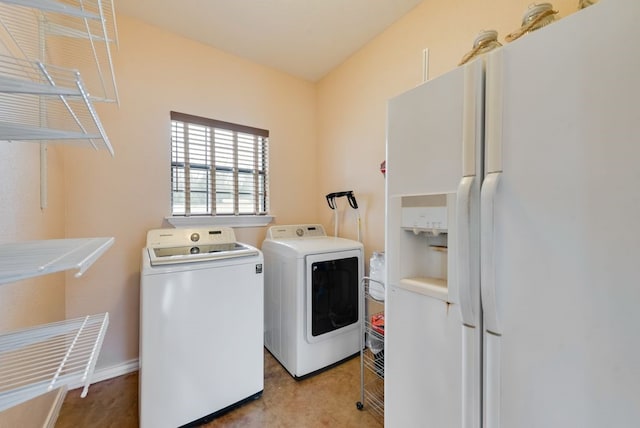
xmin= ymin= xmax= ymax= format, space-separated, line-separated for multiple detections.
xmin=326 ymin=191 xmax=359 ymax=210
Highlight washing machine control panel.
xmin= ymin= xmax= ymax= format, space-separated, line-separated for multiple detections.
xmin=266 ymin=224 xmax=327 ymax=240
xmin=147 ymin=227 xmax=237 ymax=247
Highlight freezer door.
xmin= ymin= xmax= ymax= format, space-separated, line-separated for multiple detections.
xmin=386 ymin=59 xmax=483 ymax=428
xmin=386 ymin=284 xmax=463 ymax=427
xmin=482 ymin=1 xmax=640 ymax=427
xmin=387 ymin=67 xmax=464 ymax=196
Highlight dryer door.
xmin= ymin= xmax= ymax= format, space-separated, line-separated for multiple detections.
xmin=305 ymin=249 xmax=363 ymax=343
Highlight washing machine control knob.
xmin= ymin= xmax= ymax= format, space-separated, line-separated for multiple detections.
xmin=190 ymin=233 xmax=200 ymax=242
xmin=296 ymin=228 xmax=304 ymax=237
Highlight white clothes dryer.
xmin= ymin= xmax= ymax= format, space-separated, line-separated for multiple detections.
xmin=262 ymin=224 xmax=363 ymax=378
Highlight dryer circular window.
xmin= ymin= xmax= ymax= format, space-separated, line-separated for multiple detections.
xmin=262 ymin=224 xmax=364 ymax=378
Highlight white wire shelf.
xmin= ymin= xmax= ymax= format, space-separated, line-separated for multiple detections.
xmin=0 ymin=312 xmax=109 ymax=412
xmin=0 ymin=54 xmax=84 ymax=95
xmin=0 ymin=237 xmax=115 ymax=286
xmin=0 ymin=0 xmax=99 ymax=19
xmin=0 ymin=0 xmax=119 ymax=103
xmin=0 ymin=54 xmax=114 ymax=153
xmin=0 ymin=0 xmax=115 ymax=419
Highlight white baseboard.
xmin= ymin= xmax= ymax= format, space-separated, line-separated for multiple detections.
xmin=68 ymin=359 xmax=139 ymax=391
xmin=91 ymin=359 xmax=140 ymax=384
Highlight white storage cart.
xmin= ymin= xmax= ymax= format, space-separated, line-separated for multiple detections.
xmin=356 ymin=276 xmax=385 ymax=420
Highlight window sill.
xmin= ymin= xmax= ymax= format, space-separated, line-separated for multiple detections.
xmin=165 ymin=215 xmax=274 ymax=228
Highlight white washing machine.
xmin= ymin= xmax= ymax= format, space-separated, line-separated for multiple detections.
xmin=262 ymin=224 xmax=363 ymax=378
xmin=139 ymin=227 xmax=264 ymax=428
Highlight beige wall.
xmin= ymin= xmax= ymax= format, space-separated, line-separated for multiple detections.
xmin=61 ymin=15 xmax=318 ymax=368
xmin=1 ymin=0 xmax=582 ymax=370
xmin=0 ymin=143 xmax=65 ymax=331
xmin=316 ymin=0 xmax=578 ymax=264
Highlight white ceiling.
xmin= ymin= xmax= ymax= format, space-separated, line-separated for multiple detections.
xmin=115 ymin=0 xmax=423 ymax=82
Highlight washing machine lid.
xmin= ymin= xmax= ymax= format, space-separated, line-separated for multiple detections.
xmin=146 ymin=227 xmax=258 ymax=266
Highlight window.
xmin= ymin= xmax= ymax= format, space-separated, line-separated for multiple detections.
xmin=171 ymin=111 xmax=269 ymax=216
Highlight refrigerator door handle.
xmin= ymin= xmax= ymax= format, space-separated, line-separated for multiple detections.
xmin=481 ymin=171 xmax=502 ymax=335
xmin=456 ymin=175 xmax=475 ymax=327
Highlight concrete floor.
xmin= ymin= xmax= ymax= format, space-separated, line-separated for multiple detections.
xmin=56 ymin=349 xmax=383 ymax=427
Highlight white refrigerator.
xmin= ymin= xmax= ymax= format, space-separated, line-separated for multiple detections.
xmin=385 ymin=1 xmax=640 ymax=427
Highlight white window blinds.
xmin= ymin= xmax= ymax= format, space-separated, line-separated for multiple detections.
xmin=171 ymin=111 xmax=269 ymax=216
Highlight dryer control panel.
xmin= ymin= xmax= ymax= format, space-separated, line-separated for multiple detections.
xmin=266 ymin=224 xmax=327 ymax=240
